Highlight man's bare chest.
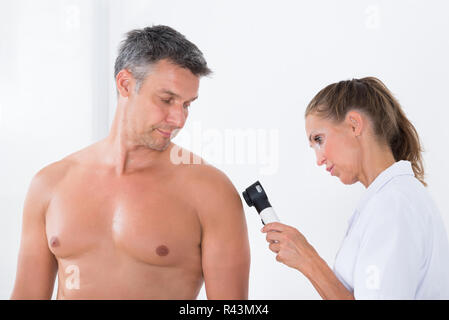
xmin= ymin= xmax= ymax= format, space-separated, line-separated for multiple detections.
xmin=45 ymin=170 xmax=202 ymax=267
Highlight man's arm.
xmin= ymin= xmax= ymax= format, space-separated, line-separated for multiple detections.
xmin=10 ymin=166 xmax=60 ymax=299
xmin=195 ymin=167 xmax=250 ymax=299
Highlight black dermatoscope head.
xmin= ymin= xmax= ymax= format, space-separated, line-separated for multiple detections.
xmin=242 ymin=181 xmax=272 ymax=213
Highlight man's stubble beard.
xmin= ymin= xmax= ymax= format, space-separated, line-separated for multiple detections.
xmin=140 ymin=128 xmax=179 ymax=151
xmin=142 ymin=132 xmax=170 ymax=151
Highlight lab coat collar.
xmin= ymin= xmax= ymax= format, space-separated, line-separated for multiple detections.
xmin=355 ymin=160 xmax=414 ymax=214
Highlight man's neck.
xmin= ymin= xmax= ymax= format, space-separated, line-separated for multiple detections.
xmin=103 ymin=104 xmax=168 ymax=176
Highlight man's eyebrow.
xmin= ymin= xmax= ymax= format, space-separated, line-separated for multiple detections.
xmin=159 ymin=89 xmax=181 ymax=98
xmin=159 ymin=89 xmax=198 ymax=102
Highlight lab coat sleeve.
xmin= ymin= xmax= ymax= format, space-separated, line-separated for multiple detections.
xmin=352 ymin=192 xmax=425 ymax=299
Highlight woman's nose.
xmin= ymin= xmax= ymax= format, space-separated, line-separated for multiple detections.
xmin=315 ymin=150 xmax=326 ymax=167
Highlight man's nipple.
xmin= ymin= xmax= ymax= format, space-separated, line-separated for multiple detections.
xmin=156 ymin=245 xmax=169 ymax=257
xmin=50 ymin=236 xmax=60 ymax=248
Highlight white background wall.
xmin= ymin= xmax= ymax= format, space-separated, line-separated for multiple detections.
xmin=1 ymin=0 xmax=448 ymax=299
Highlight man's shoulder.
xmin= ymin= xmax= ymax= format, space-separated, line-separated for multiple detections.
xmin=31 ymin=142 xmax=95 ymax=192
xmin=32 ymin=157 xmax=74 ymax=191
xmin=23 ymin=157 xmax=74 ymax=212
xmin=180 ymin=158 xmax=235 ymax=192
xmin=169 ymin=146 xmax=241 ymax=205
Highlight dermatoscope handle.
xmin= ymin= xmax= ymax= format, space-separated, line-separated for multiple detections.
xmin=259 ymin=207 xmax=280 ymax=225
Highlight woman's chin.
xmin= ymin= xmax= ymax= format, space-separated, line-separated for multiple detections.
xmin=338 ymin=174 xmax=358 ymax=186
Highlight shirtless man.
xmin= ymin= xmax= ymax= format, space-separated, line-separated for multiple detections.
xmin=11 ymin=25 xmax=250 ymax=299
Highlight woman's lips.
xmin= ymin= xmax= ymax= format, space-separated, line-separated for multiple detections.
xmin=329 ymin=165 xmax=335 ymax=175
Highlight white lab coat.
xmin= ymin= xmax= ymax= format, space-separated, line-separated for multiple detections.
xmin=333 ymin=160 xmax=449 ymax=299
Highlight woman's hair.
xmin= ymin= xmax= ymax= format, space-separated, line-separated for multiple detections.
xmin=305 ymin=77 xmax=427 ymax=187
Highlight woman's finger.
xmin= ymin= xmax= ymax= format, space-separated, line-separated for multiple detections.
xmin=266 ymin=231 xmax=283 ymax=242
xmin=269 ymin=242 xmax=280 ymax=253
xmin=261 ymin=222 xmax=290 ymax=233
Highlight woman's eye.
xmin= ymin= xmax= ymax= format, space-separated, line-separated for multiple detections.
xmin=314 ymin=136 xmax=322 ymax=144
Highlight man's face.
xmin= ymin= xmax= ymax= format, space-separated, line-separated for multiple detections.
xmin=126 ymin=59 xmax=200 ymax=151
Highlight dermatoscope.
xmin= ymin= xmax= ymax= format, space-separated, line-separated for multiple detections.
xmin=242 ymin=181 xmax=280 ymax=225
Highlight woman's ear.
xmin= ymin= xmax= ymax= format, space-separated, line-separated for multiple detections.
xmin=346 ymin=110 xmax=363 ymax=137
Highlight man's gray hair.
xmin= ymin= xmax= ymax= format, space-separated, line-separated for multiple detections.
xmin=114 ymin=25 xmax=212 ymax=92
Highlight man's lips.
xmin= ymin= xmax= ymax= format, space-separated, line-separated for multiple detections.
xmin=156 ymin=129 xmax=172 ymax=137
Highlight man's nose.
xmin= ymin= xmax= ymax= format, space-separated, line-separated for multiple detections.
xmin=167 ymin=104 xmax=187 ymax=128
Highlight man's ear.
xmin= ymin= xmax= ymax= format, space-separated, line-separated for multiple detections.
xmin=116 ymin=69 xmax=134 ymax=98
xmin=346 ymin=110 xmax=364 ymax=137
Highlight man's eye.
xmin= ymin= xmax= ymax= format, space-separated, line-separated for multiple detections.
xmin=183 ymin=104 xmax=190 ymax=109
xmin=161 ymin=98 xmax=172 ymax=104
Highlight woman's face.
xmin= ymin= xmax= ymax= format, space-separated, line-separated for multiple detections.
xmin=305 ymin=112 xmax=362 ymax=185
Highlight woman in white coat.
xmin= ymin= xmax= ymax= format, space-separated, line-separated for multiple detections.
xmin=262 ymin=77 xmax=449 ymax=299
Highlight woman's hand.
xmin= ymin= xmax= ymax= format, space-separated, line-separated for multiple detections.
xmin=262 ymin=222 xmax=355 ymax=300
xmin=261 ymin=222 xmax=318 ymax=276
